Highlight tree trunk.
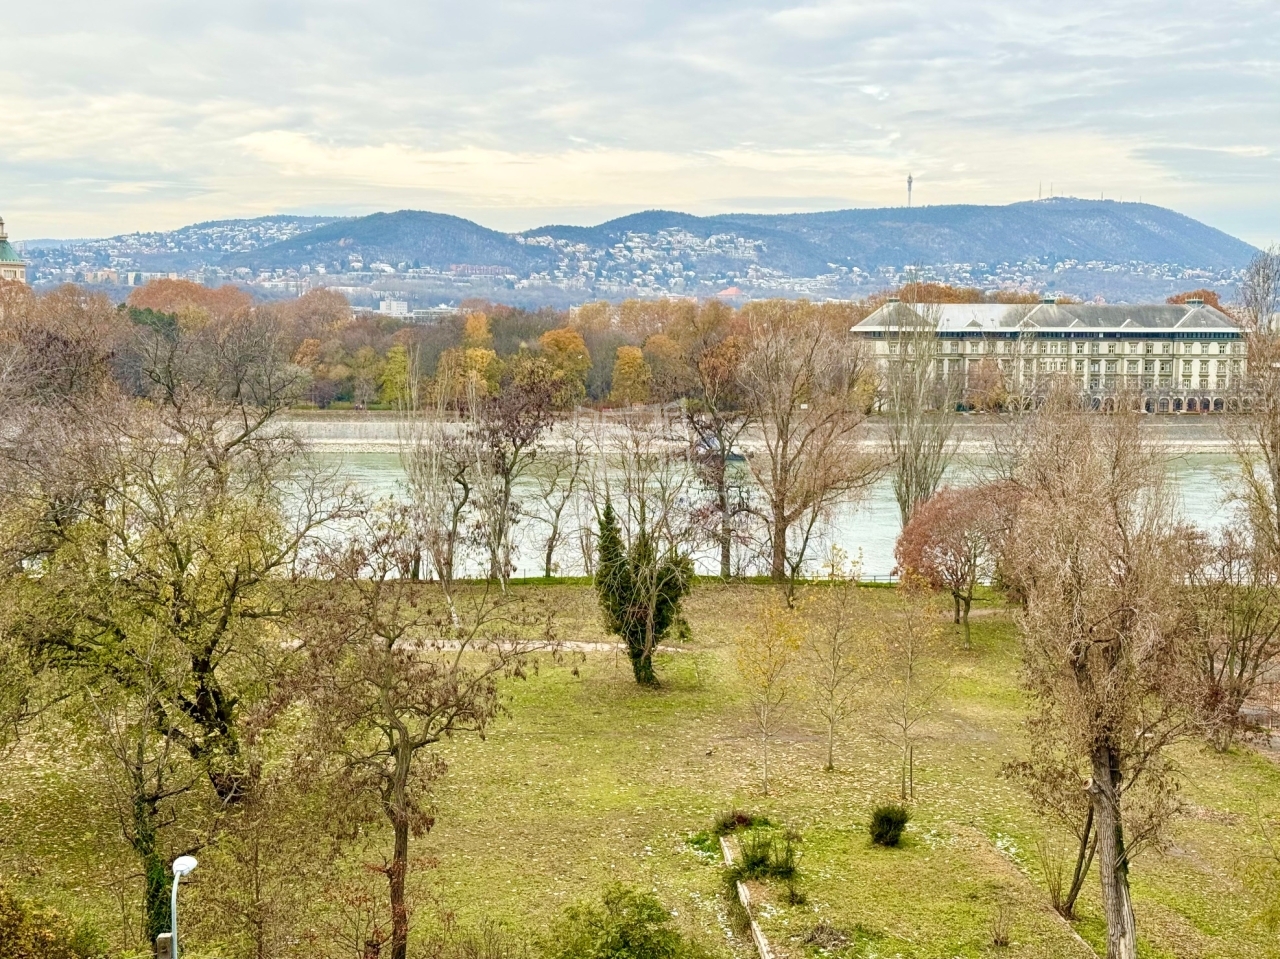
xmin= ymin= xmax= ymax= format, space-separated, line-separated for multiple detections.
xmin=1062 ymin=808 xmax=1097 ymax=920
xmin=630 ymin=648 xmax=658 ymax=686
xmin=825 ymin=719 xmax=835 ymax=772
xmin=133 ymin=793 xmax=169 ymax=947
xmin=762 ymin=732 xmax=770 ymax=796
xmin=961 ymin=596 xmax=972 ymax=650
xmin=953 ymin=592 xmax=961 ymax=624
xmin=389 ymin=814 xmax=410 ymax=959
xmin=718 ymin=482 xmax=732 ymax=579
xmin=544 ymin=536 xmax=555 ymax=579
xmin=771 ymin=505 xmax=788 ymax=581
xmin=1090 ymin=747 xmax=1137 ymax=959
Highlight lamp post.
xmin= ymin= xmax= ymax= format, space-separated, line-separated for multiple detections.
xmin=170 ymin=856 xmax=198 ymax=959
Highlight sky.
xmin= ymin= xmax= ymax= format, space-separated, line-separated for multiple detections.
xmin=3 ymin=0 xmax=1278 ymax=244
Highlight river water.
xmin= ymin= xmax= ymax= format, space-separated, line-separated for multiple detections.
xmin=309 ymin=441 xmax=1242 ymax=581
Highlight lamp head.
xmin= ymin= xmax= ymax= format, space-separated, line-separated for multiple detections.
xmin=172 ymin=856 xmax=198 ymax=877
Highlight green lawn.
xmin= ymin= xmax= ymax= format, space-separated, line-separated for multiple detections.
xmin=3 ymin=582 xmax=1280 ymax=957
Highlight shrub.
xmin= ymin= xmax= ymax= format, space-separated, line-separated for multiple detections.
xmin=723 ymin=828 xmax=805 ymax=914
xmin=0 ymin=885 xmax=106 ymax=959
xmin=869 ymin=805 xmax=911 ymax=847
xmin=712 ymin=809 xmax=770 ymax=837
xmin=546 ymin=883 xmax=709 ymax=959
xmin=689 ymin=810 xmax=772 ymax=854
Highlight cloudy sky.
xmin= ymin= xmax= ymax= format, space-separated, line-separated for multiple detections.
xmin=3 ymin=0 xmax=1278 ymax=243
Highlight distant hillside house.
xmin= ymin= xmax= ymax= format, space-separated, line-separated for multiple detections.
xmin=0 ymin=217 xmax=27 ymax=283
xmin=851 ymin=299 xmax=1246 ymax=413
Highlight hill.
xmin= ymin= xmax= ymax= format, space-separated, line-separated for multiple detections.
xmin=222 ymin=209 xmax=556 ymax=274
xmin=24 ymin=200 xmax=1257 ymax=304
xmin=530 ymin=198 xmax=1256 ymax=273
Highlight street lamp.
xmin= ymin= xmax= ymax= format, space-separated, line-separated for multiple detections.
xmin=171 ymin=856 xmax=198 ymax=959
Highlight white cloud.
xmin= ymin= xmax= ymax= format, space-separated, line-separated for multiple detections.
xmin=0 ymin=0 xmax=1277 ymax=243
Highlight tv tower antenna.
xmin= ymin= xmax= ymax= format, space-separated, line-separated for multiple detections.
xmin=907 ymin=174 xmax=913 ymax=208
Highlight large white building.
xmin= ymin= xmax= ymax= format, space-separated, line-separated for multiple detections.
xmin=0 ymin=217 xmax=27 ymax=283
xmin=851 ymin=298 xmax=1245 ymax=413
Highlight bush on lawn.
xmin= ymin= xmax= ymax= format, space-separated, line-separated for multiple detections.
xmin=546 ymin=883 xmax=709 ymax=959
xmin=869 ymin=805 xmax=911 ymax=847
xmin=0 ymin=884 xmax=106 ymax=959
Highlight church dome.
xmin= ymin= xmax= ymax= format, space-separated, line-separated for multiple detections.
xmin=0 ymin=217 xmax=28 ymax=283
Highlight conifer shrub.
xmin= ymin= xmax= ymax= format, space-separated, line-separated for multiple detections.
xmin=869 ymin=804 xmax=911 ymax=847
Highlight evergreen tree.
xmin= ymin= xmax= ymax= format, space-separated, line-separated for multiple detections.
xmin=594 ymin=500 xmax=692 ymax=686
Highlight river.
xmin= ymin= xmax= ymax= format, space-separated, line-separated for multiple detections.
xmin=294 ymin=413 xmax=1244 ymax=580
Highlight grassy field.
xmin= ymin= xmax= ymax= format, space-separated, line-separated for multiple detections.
xmin=4 ymin=582 xmax=1280 ymax=958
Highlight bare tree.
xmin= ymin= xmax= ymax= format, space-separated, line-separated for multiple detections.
xmin=470 ymin=355 xmax=559 ymax=585
xmin=1009 ymin=402 xmax=1196 ymax=959
xmin=1185 ymin=525 xmax=1280 ymax=750
xmin=1005 ymin=742 xmax=1097 ymax=919
xmin=801 ymin=566 xmax=875 ymax=772
xmin=528 ymin=421 xmax=588 ymax=578
xmin=875 ymin=584 xmax=949 ymax=800
xmin=398 ymin=353 xmax=477 ymax=610
xmin=737 ymin=594 xmax=803 ymax=795
xmin=1231 ymin=246 xmax=1280 ymax=557
xmin=882 ymin=299 xmax=957 ymax=525
xmin=736 ymin=300 xmax=884 ymax=596
xmin=681 ymin=303 xmax=752 ymax=579
xmin=300 ymin=505 xmax=554 ymax=959
xmin=1240 ymin=245 xmax=1280 ymax=334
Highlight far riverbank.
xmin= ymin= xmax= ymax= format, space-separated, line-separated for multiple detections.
xmin=283 ymin=409 xmax=1237 ymax=454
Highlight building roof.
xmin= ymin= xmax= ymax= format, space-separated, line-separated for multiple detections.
xmin=0 ymin=217 xmax=24 ymax=264
xmin=852 ymin=300 xmax=1241 ymax=335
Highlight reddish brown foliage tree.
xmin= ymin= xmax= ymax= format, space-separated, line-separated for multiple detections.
xmin=127 ymin=278 xmax=253 ymax=319
xmin=1167 ymin=288 xmax=1223 ymax=310
xmin=894 ymin=485 xmax=1004 ymax=647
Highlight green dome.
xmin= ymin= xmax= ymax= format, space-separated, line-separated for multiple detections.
xmin=0 ymin=239 xmax=22 ymax=263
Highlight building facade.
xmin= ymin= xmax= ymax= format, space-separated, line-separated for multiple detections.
xmin=0 ymin=217 xmax=27 ymax=283
xmin=851 ymin=299 xmax=1246 ymax=412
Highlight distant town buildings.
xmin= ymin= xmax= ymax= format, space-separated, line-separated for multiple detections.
xmin=0 ymin=217 xmax=27 ymax=283
xmin=853 ymin=298 xmax=1246 ymax=412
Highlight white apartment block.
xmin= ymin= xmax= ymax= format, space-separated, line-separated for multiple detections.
xmin=852 ymin=298 xmax=1245 ymax=413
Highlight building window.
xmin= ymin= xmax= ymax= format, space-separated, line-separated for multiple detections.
xmin=1108 ymin=343 xmax=1116 ymax=354
xmin=1091 ymin=342 xmax=1100 ymax=354
xmin=1162 ymin=342 xmax=1171 ymax=354
xmin=888 ymin=342 xmax=898 ymax=354
xmin=1218 ymin=342 xmax=1227 ymax=354
xmin=1105 ymin=360 xmax=1118 ymax=373
xmin=1144 ymin=342 xmax=1153 ymax=354
xmin=1075 ymin=342 xmax=1085 ymax=354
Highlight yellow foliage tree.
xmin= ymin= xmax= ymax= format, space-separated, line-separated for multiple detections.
xmin=736 ymin=595 xmax=803 ymax=795
xmin=539 ymin=327 xmax=591 ymax=405
xmin=463 ymin=312 xmax=493 ymax=350
xmin=609 ymin=346 xmax=652 ymax=407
